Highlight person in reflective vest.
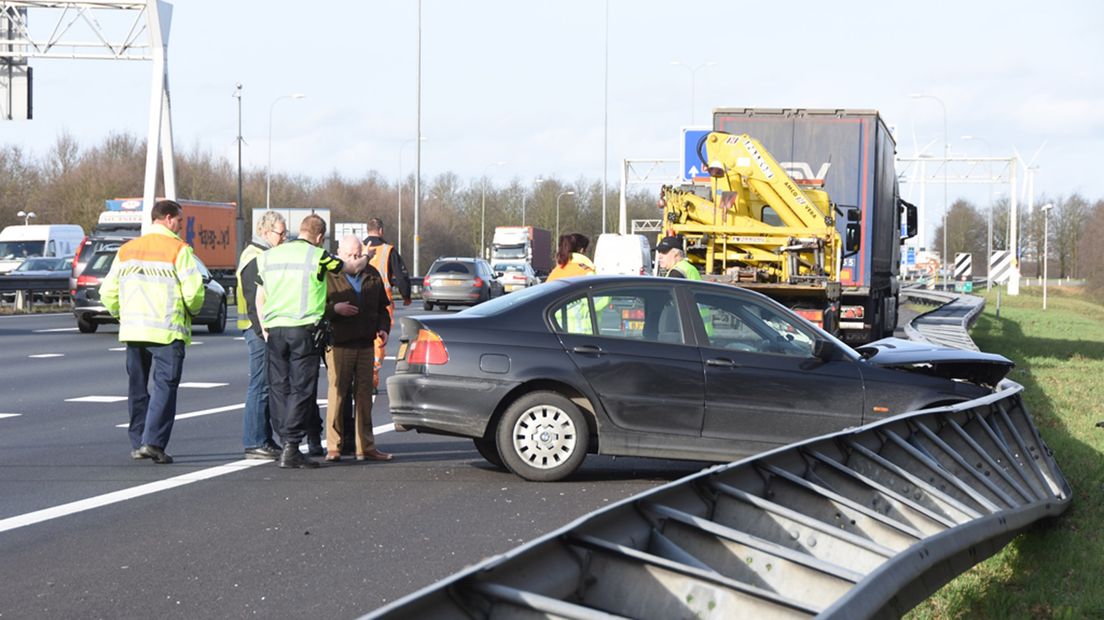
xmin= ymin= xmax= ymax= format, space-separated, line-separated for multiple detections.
xmin=547 ymin=233 xmax=595 ymax=281
xmin=235 ymin=210 xmax=287 ymax=460
xmin=656 ymin=235 xmax=701 ymax=280
xmin=363 ymin=217 xmax=411 ymax=392
xmin=256 ymin=214 xmax=367 ymax=469
xmin=100 ymin=199 xmax=205 ymax=465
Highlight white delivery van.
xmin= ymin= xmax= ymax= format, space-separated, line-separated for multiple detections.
xmin=594 ymin=233 xmax=653 ymax=276
xmin=0 ymin=224 xmax=85 ymax=274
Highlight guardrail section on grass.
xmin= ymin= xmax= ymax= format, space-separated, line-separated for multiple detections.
xmin=902 ymin=286 xmax=986 ymax=351
xmin=363 ymin=384 xmax=1070 ymax=619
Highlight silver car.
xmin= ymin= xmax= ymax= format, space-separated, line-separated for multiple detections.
xmin=422 ymin=257 xmax=504 ymax=311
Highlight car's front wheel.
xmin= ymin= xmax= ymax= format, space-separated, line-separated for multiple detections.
xmin=77 ymin=316 xmax=98 ymax=333
xmin=207 ymin=299 xmax=227 ymax=333
xmin=496 ymin=391 xmax=588 ymax=482
xmin=473 ymin=437 xmax=505 ymax=470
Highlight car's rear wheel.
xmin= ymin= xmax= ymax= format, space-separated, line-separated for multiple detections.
xmin=496 ymin=391 xmax=588 ymax=482
xmin=207 ymin=298 xmax=227 ymax=333
xmin=423 ymin=301 xmax=434 ymax=311
xmin=473 ymin=437 xmax=505 ymax=470
xmin=77 ymin=316 xmax=98 ymax=333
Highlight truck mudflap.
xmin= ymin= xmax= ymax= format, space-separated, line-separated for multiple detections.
xmin=361 ymin=383 xmax=1069 ymax=619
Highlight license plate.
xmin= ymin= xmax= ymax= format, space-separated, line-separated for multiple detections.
xmin=397 ymin=342 xmax=408 ymax=360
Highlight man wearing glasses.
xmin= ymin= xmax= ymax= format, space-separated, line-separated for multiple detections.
xmin=236 ymin=211 xmax=288 ymax=459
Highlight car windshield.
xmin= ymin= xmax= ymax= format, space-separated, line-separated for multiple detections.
xmin=463 ymin=281 xmax=563 ymax=316
xmin=0 ymin=240 xmax=46 ymax=259
xmin=13 ymin=257 xmax=65 ymax=272
xmin=431 ymin=262 xmax=473 ymax=275
xmin=495 ymin=264 xmax=526 ymax=273
xmin=493 ymin=247 xmax=527 ymax=259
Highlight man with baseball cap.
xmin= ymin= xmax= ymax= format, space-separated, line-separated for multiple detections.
xmin=655 ymin=235 xmax=701 ymax=280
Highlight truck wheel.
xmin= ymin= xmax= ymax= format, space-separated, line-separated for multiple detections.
xmin=207 ymin=299 xmax=227 ymax=333
xmin=423 ymin=301 xmax=434 ymax=311
xmin=77 ymin=316 xmax=98 ymax=334
xmin=440 ymin=304 xmax=449 ymax=311
xmin=496 ymin=391 xmax=588 ymax=482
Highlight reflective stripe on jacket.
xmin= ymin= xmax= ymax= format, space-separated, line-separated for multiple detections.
xmin=100 ymin=223 xmax=205 ymax=345
xmin=236 ymin=243 xmax=265 ymax=330
xmin=257 ymin=240 xmax=329 ymax=328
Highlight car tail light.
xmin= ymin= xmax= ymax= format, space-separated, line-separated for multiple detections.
xmin=406 ymin=328 xmax=449 ymax=365
xmin=76 ymin=274 xmax=101 ymax=288
xmin=72 ymin=236 xmax=89 ymax=269
xmin=423 ymin=275 xmax=431 ymax=288
xmin=472 ymin=276 xmax=483 ymax=288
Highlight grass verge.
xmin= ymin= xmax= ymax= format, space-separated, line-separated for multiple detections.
xmin=907 ymin=285 xmax=1104 ymax=619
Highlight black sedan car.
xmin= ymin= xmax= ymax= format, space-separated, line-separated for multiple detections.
xmin=72 ymin=247 xmax=227 ymax=334
xmin=388 ymin=276 xmax=1012 ymax=482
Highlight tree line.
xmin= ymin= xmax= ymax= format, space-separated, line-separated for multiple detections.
xmin=3 ymin=131 xmax=1104 ymax=297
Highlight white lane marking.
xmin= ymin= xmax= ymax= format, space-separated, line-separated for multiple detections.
xmin=114 ymin=403 xmax=244 ymax=428
xmin=179 ymin=382 xmax=229 ymax=389
xmin=67 ymin=396 xmax=127 ymax=403
xmin=28 ymin=353 xmax=64 ymax=358
xmin=0 ymin=421 xmax=397 ymax=535
xmin=0 ymin=459 xmax=271 ymax=534
xmin=109 ymin=347 xmax=126 ymax=352
xmin=384 ymin=356 xmax=396 ymax=360
xmin=191 ymin=341 xmax=203 ymax=345
xmin=0 ymin=413 xmax=22 ymax=419
xmin=233 ymin=337 xmax=244 ymax=341
xmin=33 ymin=327 xmax=79 ymax=333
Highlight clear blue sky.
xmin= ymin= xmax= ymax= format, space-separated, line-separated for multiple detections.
xmin=4 ymin=0 xmax=1102 ymax=237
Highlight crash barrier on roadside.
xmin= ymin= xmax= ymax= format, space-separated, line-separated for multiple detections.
xmin=362 ymin=384 xmax=1070 ymax=619
xmin=0 ymin=276 xmax=71 ymax=311
xmin=901 ymin=286 xmax=986 ymax=352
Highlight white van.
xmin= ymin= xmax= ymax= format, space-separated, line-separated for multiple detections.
xmin=594 ymin=233 xmax=653 ymax=276
xmin=0 ymin=224 xmax=85 ymax=274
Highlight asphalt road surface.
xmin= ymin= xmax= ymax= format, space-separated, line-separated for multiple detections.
xmin=0 ymin=306 xmax=710 ymax=619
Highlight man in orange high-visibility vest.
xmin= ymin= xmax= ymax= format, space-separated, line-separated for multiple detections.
xmin=363 ymin=217 xmax=411 ymax=393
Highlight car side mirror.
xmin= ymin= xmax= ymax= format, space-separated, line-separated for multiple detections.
xmin=812 ymin=338 xmax=836 ymax=360
xmin=494 ymin=271 xmax=504 ymax=278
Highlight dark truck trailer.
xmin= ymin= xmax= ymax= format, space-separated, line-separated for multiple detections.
xmin=713 ymin=108 xmax=916 ymax=343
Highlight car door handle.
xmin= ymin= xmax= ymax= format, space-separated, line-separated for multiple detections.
xmin=706 ymin=357 xmax=739 ymax=368
xmin=572 ymin=345 xmax=604 ymax=355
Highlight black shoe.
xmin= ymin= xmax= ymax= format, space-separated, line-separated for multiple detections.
xmin=307 ymin=442 xmax=325 ymax=457
xmin=244 ymin=444 xmax=281 ymax=460
xmin=138 ymin=444 xmax=174 ymax=464
xmin=131 ymin=449 xmax=148 ymax=460
xmin=278 ymin=443 xmax=319 ymax=469
xmin=263 ymin=440 xmax=283 ymax=451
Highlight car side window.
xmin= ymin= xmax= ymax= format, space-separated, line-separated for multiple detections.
xmin=694 ymin=292 xmax=815 ymax=357
xmin=591 ymin=287 xmax=683 ymax=344
xmin=550 ymin=295 xmax=594 ymax=335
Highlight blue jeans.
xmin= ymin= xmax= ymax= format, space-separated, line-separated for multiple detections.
xmin=242 ymin=329 xmax=275 ymax=448
xmin=126 ymin=340 xmax=185 ymax=450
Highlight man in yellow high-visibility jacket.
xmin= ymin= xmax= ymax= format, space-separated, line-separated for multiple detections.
xmin=101 ymin=200 xmax=205 ymax=465
xmin=363 ymin=217 xmax=411 ymax=393
xmin=256 ymin=214 xmax=367 ymax=469
xmin=235 ymin=210 xmax=288 ymax=460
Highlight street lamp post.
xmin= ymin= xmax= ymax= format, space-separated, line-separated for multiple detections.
xmin=233 ymin=83 xmax=245 ymax=256
xmin=521 ymin=178 xmax=545 ymax=227
xmin=1042 ymin=202 xmax=1053 ymax=310
xmin=962 ymin=134 xmax=994 ymax=289
xmin=909 ymin=93 xmax=948 ymax=288
xmin=266 ymin=93 xmax=306 ymax=210
xmin=670 ymin=60 xmax=718 ymax=125
xmin=15 ymin=210 xmax=36 ymax=226
xmin=555 ymin=191 xmax=576 ymax=242
xmin=398 ymin=137 xmax=427 ymax=257
xmin=481 ymin=160 xmax=507 ymax=260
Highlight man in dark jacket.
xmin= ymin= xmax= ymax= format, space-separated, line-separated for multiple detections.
xmin=364 ymin=217 xmax=411 ymax=393
xmin=322 ymin=235 xmax=393 ymax=462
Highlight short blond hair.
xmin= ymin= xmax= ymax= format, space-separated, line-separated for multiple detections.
xmin=255 ymin=210 xmax=286 ymax=236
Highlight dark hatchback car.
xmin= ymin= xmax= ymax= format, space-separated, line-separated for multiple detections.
xmin=72 ymin=246 xmax=227 ymax=334
xmin=389 ymin=276 xmax=1013 ymax=482
xmin=422 ymin=257 xmax=504 ymax=311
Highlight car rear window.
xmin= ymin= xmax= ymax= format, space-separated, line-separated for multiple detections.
xmin=84 ymin=251 xmax=117 ymax=277
xmin=431 ymin=262 xmax=472 ymax=275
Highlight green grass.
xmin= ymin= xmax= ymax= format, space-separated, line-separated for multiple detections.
xmin=907 ymin=285 xmax=1104 ymax=619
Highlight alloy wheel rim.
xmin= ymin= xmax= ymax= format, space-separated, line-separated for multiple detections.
xmin=511 ymin=404 xmax=577 ymax=470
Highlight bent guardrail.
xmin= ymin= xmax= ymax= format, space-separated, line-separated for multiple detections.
xmin=361 ymin=384 xmax=1070 ymax=619
xmin=902 ymin=286 xmax=986 ymax=351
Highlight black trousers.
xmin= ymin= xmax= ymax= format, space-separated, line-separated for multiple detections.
xmin=266 ymin=325 xmax=321 ymax=444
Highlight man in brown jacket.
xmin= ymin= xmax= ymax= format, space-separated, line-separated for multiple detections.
xmin=323 ymin=234 xmax=393 ymax=462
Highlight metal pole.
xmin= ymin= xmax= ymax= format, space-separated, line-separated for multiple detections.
xmin=397 ymin=137 xmax=425 ymax=257
xmin=1042 ymin=203 xmax=1052 ymax=309
xmin=266 ymin=93 xmax=305 ymax=210
xmin=601 ymin=0 xmax=608 ymax=234
xmin=413 ymin=0 xmax=422 ymax=278
xmin=962 ymin=135 xmax=993 ymax=290
xmin=234 ymin=83 xmax=244 ymax=256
